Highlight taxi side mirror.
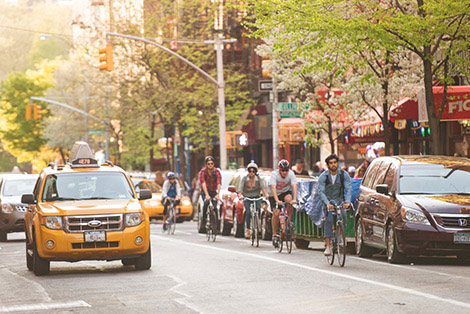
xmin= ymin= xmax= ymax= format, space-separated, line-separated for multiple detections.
xmin=139 ymin=189 xmax=152 ymax=200
xmin=228 ymin=185 xmax=237 ymax=193
xmin=22 ymin=194 xmax=36 ymax=204
xmin=376 ymin=184 xmax=389 ymax=195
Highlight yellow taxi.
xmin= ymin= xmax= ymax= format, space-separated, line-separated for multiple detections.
xmin=22 ymin=142 xmax=152 ymax=276
xmin=132 ymin=177 xmax=194 ymax=222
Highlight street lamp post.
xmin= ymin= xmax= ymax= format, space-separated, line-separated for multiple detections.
xmin=105 ymin=32 xmax=235 ymax=170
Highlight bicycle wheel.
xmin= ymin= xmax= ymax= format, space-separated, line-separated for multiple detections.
xmin=251 ymin=213 xmax=255 ymax=246
xmin=327 ymin=233 xmax=335 ymax=265
xmin=210 ymin=211 xmax=217 ymax=242
xmin=278 ymin=231 xmax=283 ymax=253
xmin=286 ymin=219 xmax=293 ymax=254
xmin=336 ymin=221 xmax=346 ymax=267
xmin=254 ymin=213 xmax=259 ymax=247
xmin=170 ymin=209 xmax=176 ymax=235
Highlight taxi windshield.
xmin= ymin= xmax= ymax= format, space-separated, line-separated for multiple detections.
xmin=42 ymin=172 xmax=135 ymax=201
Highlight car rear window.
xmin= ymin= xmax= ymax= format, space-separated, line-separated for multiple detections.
xmin=400 ymin=164 xmax=470 ymax=194
xmin=362 ymin=161 xmax=381 ymax=189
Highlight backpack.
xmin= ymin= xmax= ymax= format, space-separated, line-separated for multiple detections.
xmin=325 ymin=170 xmax=345 ymax=201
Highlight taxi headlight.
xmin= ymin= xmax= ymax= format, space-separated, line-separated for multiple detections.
xmin=401 ymin=207 xmax=430 ymax=225
xmin=1 ymin=203 xmax=14 ymax=214
xmin=125 ymin=213 xmax=143 ymax=227
xmin=43 ymin=216 xmax=63 ymax=230
xmin=182 ymin=199 xmax=191 ymax=206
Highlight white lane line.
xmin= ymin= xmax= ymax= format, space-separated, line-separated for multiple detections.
xmin=167 ymin=275 xmax=202 ymax=313
xmin=3 ymin=269 xmax=52 ymax=302
xmin=0 ymin=300 xmax=91 ymax=312
xmin=152 ymin=235 xmax=470 ymax=309
xmin=349 ymin=256 xmax=469 ymax=280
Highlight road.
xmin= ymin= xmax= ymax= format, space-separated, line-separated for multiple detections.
xmin=1 ymin=221 xmax=470 ymax=313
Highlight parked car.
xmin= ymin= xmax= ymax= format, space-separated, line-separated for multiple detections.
xmin=0 ymin=174 xmax=38 ymax=241
xmin=132 ymin=178 xmax=193 ymax=222
xmin=356 ymin=155 xmax=470 ymax=263
xmin=196 ymin=169 xmax=237 ymax=234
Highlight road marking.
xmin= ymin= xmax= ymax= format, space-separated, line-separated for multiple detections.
xmin=349 ymin=256 xmax=470 ymax=280
xmin=0 ymin=300 xmax=91 ymax=312
xmin=152 ymin=235 xmax=470 ymax=309
xmin=2 ymin=269 xmax=52 ymax=302
xmin=167 ymin=275 xmax=202 ymax=313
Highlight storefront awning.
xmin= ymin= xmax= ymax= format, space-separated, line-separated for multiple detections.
xmin=390 ymin=97 xmax=418 ymax=120
xmin=278 ymin=118 xmax=303 ymax=127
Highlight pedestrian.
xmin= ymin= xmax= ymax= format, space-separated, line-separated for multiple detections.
xmin=293 ymin=159 xmax=309 ymax=176
xmin=318 ymin=154 xmax=352 ymax=256
xmin=347 ymin=166 xmax=356 ymax=178
xmin=312 ymin=161 xmax=324 ymax=175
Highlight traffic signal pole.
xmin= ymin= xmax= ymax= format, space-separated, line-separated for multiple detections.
xmin=105 ymin=32 xmax=235 ymax=170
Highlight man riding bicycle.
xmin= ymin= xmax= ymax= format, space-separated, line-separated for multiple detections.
xmin=269 ymin=159 xmax=297 ymax=248
xmin=199 ymin=156 xmax=221 ymax=232
xmin=162 ymin=172 xmax=182 ymax=231
xmin=318 ymin=154 xmax=352 ymax=256
xmin=237 ymin=162 xmax=269 ymax=239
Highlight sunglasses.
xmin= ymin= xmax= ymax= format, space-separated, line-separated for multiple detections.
xmin=248 ymin=169 xmax=257 ymax=173
xmin=280 ymin=169 xmax=289 ymax=172
xmin=169 ymin=177 xmax=176 ymax=180
xmin=206 ymin=162 xmax=214 ymax=165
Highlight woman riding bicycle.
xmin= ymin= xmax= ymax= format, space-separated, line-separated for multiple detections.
xmin=318 ymin=154 xmax=352 ymax=256
xmin=237 ymin=162 xmax=269 ymax=239
xmin=162 ymin=172 xmax=182 ymax=231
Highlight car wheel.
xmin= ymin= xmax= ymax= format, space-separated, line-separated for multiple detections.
xmin=0 ymin=231 xmax=7 ymax=242
xmin=121 ymin=258 xmax=136 ymax=266
xmin=32 ymin=235 xmax=50 ymax=276
xmin=261 ymin=213 xmax=272 ymax=240
xmin=355 ymin=217 xmax=373 ymax=258
xmin=176 ymin=217 xmax=184 ymax=223
xmin=134 ymin=244 xmax=151 ymax=270
xmin=197 ymin=204 xmax=206 ymax=234
xmin=221 ymin=210 xmax=231 ymax=236
xmin=26 ymin=239 xmax=33 ymax=271
xmin=386 ymin=224 xmax=407 ymax=264
xmin=233 ymin=209 xmax=244 ymax=238
xmin=294 ymin=238 xmax=309 ymax=249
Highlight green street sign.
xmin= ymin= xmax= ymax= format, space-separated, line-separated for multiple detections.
xmin=280 ymin=111 xmax=301 ymax=118
xmin=276 ymin=102 xmax=298 ymax=111
xmin=88 ymin=130 xmax=104 ymax=134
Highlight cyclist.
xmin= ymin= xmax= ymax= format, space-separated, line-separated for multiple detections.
xmin=269 ymin=159 xmax=298 ymax=247
xmin=199 ymin=156 xmax=221 ymax=232
xmin=237 ymin=162 xmax=269 ymax=239
xmin=318 ymin=154 xmax=352 ymax=256
xmin=162 ymin=172 xmax=182 ymax=231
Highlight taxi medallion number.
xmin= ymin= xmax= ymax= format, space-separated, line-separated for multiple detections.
xmin=84 ymin=230 xmax=106 ymax=242
xmin=453 ymin=232 xmax=470 ymax=244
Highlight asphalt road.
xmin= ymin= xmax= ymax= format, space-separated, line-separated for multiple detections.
xmin=1 ymin=221 xmax=470 ymax=313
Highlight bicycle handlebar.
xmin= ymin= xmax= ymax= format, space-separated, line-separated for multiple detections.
xmin=244 ymin=197 xmax=265 ymax=202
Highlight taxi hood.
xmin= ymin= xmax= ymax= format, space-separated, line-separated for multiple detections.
xmin=39 ymin=199 xmax=142 ymax=215
xmin=398 ymin=194 xmax=470 ymax=214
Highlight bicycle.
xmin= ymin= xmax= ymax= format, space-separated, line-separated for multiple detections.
xmin=325 ymin=201 xmax=347 ymax=267
xmin=245 ymin=197 xmax=264 ymax=247
xmin=164 ymin=198 xmax=179 ymax=235
xmin=206 ymin=199 xmax=218 ymax=242
xmin=274 ymin=202 xmax=294 ymax=254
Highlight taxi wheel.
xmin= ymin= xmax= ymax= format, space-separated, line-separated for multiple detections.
xmin=135 ymin=244 xmax=151 ymax=270
xmin=26 ymin=240 xmax=33 ymax=271
xmin=121 ymin=259 xmax=136 ymax=266
xmin=32 ymin=236 xmax=50 ymax=276
xmin=0 ymin=231 xmax=7 ymax=242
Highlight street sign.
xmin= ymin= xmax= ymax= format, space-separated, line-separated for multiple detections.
xmin=280 ymin=111 xmax=301 ymax=118
xmin=88 ymin=130 xmax=104 ymax=134
xmin=276 ymin=102 xmax=298 ymax=111
xmin=258 ymin=80 xmax=273 ymax=92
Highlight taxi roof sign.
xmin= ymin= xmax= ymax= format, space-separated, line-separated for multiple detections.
xmin=69 ymin=141 xmax=99 ymax=168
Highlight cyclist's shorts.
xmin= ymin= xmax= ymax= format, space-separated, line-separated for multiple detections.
xmin=269 ymin=191 xmax=291 ymax=211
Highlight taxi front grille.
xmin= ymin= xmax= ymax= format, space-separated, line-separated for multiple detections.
xmin=72 ymin=241 xmax=119 ymax=249
xmin=65 ymin=214 xmax=123 ymax=233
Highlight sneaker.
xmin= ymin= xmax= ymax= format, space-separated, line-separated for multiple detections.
xmin=162 ymin=223 xmax=167 ymax=231
xmin=324 ymin=247 xmax=332 ymax=256
xmin=272 ymin=234 xmax=279 ymax=248
xmin=245 ymin=230 xmax=251 ymax=239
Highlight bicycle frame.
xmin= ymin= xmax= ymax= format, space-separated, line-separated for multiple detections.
xmin=245 ymin=197 xmax=264 ymax=247
xmin=326 ymin=201 xmax=347 ymax=267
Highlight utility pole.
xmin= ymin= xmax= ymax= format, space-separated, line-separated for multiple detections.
xmin=272 ymin=77 xmax=279 ymax=167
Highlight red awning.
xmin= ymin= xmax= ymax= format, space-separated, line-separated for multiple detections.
xmin=433 ymin=86 xmax=470 ymax=121
xmin=390 ymin=97 xmax=418 ymax=120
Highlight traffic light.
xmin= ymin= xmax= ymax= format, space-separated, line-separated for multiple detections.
xmin=33 ymin=104 xmax=42 ymax=120
xmin=98 ymin=44 xmax=114 ymax=71
xmin=25 ymin=103 xmax=33 ymax=120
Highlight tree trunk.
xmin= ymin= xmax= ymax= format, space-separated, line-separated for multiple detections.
xmin=178 ymin=125 xmax=185 ymax=181
xmin=382 ymin=79 xmax=391 ymax=156
xmin=205 ymin=129 xmax=210 ymax=157
xmin=328 ymin=120 xmax=335 ymax=154
xmin=423 ymin=49 xmax=441 ymax=155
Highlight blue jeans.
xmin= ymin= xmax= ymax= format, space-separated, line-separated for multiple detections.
xmin=324 ymin=207 xmax=346 ymax=238
xmin=243 ymin=199 xmax=261 ymax=230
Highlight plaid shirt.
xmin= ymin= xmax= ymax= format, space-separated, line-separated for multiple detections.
xmin=199 ymin=168 xmax=221 ymax=193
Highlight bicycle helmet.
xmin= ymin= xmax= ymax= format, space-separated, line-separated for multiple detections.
xmin=278 ymin=159 xmax=290 ymax=170
xmin=247 ymin=162 xmax=258 ymax=173
xmin=204 ymin=156 xmax=215 ymax=164
xmin=167 ymin=172 xmax=175 ymax=179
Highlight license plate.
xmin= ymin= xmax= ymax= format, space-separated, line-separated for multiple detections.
xmin=84 ymin=230 xmax=106 ymax=242
xmin=454 ymin=233 xmax=470 ymax=244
